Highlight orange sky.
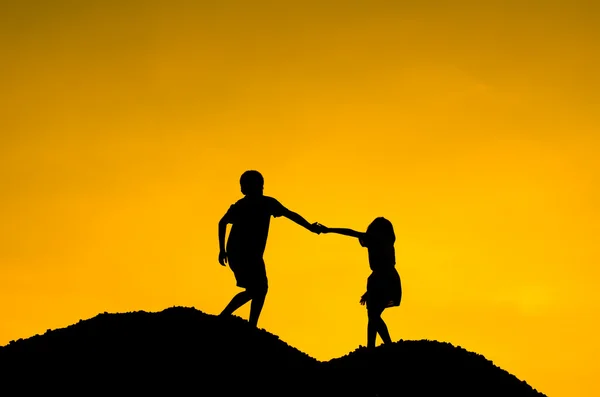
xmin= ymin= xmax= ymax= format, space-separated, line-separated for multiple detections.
xmin=1 ymin=1 xmax=599 ymax=396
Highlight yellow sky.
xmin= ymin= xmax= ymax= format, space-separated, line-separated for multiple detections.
xmin=1 ymin=1 xmax=599 ymax=396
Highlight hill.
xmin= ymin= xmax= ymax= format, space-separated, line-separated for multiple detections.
xmin=0 ymin=307 xmax=546 ymax=396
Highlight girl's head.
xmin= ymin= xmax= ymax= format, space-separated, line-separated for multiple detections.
xmin=366 ymin=217 xmax=395 ymax=244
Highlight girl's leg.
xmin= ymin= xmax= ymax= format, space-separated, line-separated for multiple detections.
xmin=377 ymin=312 xmax=392 ymax=344
xmin=367 ymin=305 xmax=385 ymax=348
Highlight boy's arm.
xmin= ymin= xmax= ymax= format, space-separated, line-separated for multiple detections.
xmin=280 ymin=207 xmax=320 ymax=234
xmin=218 ymin=211 xmax=233 ymax=266
xmin=218 ymin=216 xmax=228 ymax=253
xmin=219 ymin=204 xmax=237 ymax=252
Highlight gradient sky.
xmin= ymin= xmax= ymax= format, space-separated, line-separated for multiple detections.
xmin=1 ymin=1 xmax=599 ymax=396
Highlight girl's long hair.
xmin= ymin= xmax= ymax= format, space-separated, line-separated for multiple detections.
xmin=366 ymin=217 xmax=395 ymax=244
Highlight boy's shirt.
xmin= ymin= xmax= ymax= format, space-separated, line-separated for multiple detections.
xmin=224 ymin=195 xmax=286 ymax=259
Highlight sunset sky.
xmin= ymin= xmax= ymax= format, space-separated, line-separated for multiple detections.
xmin=1 ymin=1 xmax=599 ymax=396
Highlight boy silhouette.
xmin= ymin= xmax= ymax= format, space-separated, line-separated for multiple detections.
xmin=218 ymin=170 xmax=321 ymax=327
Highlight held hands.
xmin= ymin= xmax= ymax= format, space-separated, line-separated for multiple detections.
xmin=310 ymin=222 xmax=329 ymax=234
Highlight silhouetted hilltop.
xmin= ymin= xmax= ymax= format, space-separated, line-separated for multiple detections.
xmin=320 ymin=341 xmax=545 ymax=397
xmin=0 ymin=307 xmax=316 ymax=395
xmin=0 ymin=307 xmax=546 ymax=396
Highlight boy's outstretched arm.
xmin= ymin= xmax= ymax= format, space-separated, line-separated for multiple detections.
xmin=280 ymin=208 xmax=320 ymax=234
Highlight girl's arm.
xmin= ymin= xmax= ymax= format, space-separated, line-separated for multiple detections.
xmin=322 ymin=227 xmax=365 ymax=239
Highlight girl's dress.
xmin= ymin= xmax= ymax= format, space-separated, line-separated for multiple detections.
xmin=359 ymin=234 xmax=402 ymax=310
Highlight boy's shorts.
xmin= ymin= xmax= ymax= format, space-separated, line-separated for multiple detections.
xmin=227 ymin=254 xmax=268 ymax=292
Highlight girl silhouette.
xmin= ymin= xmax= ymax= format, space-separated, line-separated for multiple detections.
xmin=319 ymin=217 xmax=401 ymax=348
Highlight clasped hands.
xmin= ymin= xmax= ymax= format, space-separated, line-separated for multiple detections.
xmin=309 ymin=222 xmax=328 ymax=234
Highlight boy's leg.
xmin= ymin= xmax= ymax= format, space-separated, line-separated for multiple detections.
xmin=220 ymin=290 xmax=252 ymax=317
xmin=246 ymin=258 xmax=268 ymax=327
xmin=248 ymin=284 xmax=268 ymax=327
xmin=221 ymin=255 xmax=257 ymax=317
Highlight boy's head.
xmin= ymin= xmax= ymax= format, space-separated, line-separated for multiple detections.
xmin=240 ymin=170 xmax=264 ymax=196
